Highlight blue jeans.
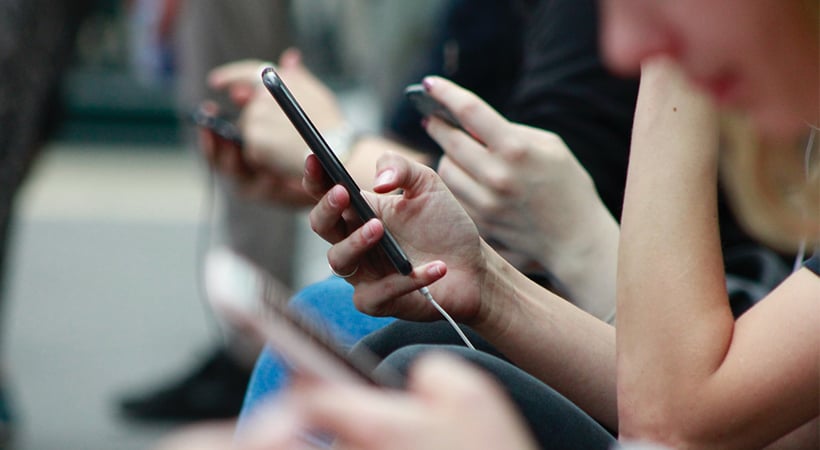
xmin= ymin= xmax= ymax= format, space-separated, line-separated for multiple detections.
xmin=237 ymin=276 xmax=395 ymax=427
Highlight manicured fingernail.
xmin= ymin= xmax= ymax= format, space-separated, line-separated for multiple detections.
xmin=375 ymin=169 xmax=396 ymax=187
xmin=422 ymin=77 xmax=435 ymax=91
xmin=427 ymin=262 xmax=444 ymax=277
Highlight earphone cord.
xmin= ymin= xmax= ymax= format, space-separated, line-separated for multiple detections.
xmin=793 ymin=126 xmax=817 ymax=272
xmin=418 ymin=286 xmax=476 ymax=350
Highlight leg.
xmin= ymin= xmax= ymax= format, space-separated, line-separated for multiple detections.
xmin=378 ymin=344 xmax=617 ymax=450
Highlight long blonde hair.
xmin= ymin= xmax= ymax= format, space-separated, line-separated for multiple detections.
xmin=720 ymin=116 xmax=820 ymax=253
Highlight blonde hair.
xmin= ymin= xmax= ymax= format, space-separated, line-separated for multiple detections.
xmin=719 ymin=115 xmax=820 ymax=252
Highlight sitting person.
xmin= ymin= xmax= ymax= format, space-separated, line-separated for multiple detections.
xmin=157 ymin=0 xmax=817 ymax=448
xmin=236 ymin=2 xmax=817 ymax=450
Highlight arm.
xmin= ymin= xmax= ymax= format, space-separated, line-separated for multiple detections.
xmin=304 ymin=148 xmax=618 ymax=430
xmin=202 ymin=52 xmax=430 ymax=203
xmin=616 ymin=59 xmax=819 ymax=448
xmin=425 ymin=77 xmax=619 ymax=322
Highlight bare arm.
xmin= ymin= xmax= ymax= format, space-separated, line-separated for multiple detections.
xmin=616 ymin=59 xmax=819 ymax=449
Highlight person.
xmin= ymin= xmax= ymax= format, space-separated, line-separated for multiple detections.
xmin=217 ymin=0 xmax=817 ymax=448
xmin=227 ymin=0 xmax=794 ymax=430
xmin=208 ymin=0 xmax=639 ymax=427
xmin=117 ymin=0 xmax=304 ymax=422
xmin=0 ymin=0 xmax=95 ymax=443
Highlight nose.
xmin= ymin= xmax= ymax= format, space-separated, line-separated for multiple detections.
xmin=599 ymin=1 xmax=680 ymax=76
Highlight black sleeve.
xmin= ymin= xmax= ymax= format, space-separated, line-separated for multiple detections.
xmin=383 ymin=0 xmax=524 ymax=155
xmin=804 ymin=254 xmax=820 ymax=276
xmin=505 ymin=0 xmax=639 ymax=220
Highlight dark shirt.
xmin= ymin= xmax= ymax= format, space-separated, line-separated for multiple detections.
xmin=804 ymin=254 xmax=820 ymax=275
xmin=385 ymin=0 xmax=637 ymax=220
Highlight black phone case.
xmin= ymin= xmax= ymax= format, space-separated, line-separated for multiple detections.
xmin=261 ymin=67 xmax=413 ymax=275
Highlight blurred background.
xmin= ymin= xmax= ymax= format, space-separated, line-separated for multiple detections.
xmin=3 ymin=0 xmax=442 ymax=448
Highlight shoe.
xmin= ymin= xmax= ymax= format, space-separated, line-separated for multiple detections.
xmin=0 ymin=382 xmax=14 ymax=447
xmin=118 ymin=347 xmax=252 ymax=422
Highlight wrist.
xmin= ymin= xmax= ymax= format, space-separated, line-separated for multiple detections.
xmin=319 ymin=122 xmax=365 ymax=164
xmin=470 ymin=240 xmax=542 ymax=340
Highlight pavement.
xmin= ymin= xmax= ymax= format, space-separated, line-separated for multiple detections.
xmin=6 ymin=143 xmax=218 ymax=449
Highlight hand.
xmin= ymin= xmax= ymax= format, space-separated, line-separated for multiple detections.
xmin=423 ymin=77 xmax=610 ymax=273
xmin=303 ymin=151 xmax=489 ymax=324
xmin=237 ymin=353 xmax=539 ymax=450
xmin=197 ymin=102 xmax=313 ymax=206
xmin=208 ymin=49 xmax=346 ymax=177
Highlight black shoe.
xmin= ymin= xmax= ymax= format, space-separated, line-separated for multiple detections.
xmin=118 ymin=347 xmax=252 ymax=422
xmin=0 ymin=382 xmax=14 ymax=447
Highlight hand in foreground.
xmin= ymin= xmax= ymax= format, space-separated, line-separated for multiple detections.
xmin=422 ymin=77 xmax=614 ymax=274
xmin=303 ymin=151 xmax=488 ymax=324
xmin=237 ymin=353 xmax=538 ymax=450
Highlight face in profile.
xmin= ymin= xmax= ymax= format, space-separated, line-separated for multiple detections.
xmin=600 ymin=0 xmax=819 ymax=139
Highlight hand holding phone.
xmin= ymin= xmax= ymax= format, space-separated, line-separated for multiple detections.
xmin=190 ymin=109 xmax=244 ymax=147
xmin=404 ymin=83 xmax=464 ymax=131
xmin=261 ymin=67 xmax=413 ymax=275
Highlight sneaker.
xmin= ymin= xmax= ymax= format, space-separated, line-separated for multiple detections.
xmin=118 ymin=347 xmax=252 ymax=422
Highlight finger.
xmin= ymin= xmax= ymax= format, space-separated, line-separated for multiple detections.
xmin=286 ymin=380 xmax=422 ymax=448
xmin=207 ymin=59 xmax=271 ymax=90
xmin=309 ymin=184 xmax=354 ymax=244
xmin=353 ymin=261 xmax=447 ymax=317
xmin=422 ymin=76 xmax=512 ymax=150
xmin=326 ymin=218 xmax=384 ymax=278
xmin=197 ymin=128 xmax=216 ymax=164
xmin=278 ymin=47 xmax=303 ymax=69
xmin=302 ymin=154 xmax=334 ymax=200
xmin=436 ymin=156 xmax=497 ymax=213
xmin=425 ymin=115 xmax=497 ymax=177
xmin=372 ymin=151 xmax=440 ymax=196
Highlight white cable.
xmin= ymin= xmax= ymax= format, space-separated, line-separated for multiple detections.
xmin=793 ymin=127 xmax=817 ymax=272
xmin=418 ymin=286 xmax=476 ymax=350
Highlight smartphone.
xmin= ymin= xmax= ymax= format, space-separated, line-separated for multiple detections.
xmin=190 ymin=109 xmax=244 ymax=147
xmin=215 ymin=293 xmax=403 ymax=388
xmin=404 ymin=83 xmax=464 ymax=130
xmin=261 ymin=66 xmax=413 ymax=276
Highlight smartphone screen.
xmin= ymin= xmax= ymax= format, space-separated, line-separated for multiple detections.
xmin=261 ymin=67 xmax=413 ymax=276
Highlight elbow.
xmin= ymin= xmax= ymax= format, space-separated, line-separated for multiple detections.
xmin=618 ymin=394 xmax=722 ymax=449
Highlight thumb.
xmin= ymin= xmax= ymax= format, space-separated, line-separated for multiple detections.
xmin=278 ymin=47 xmax=303 ymax=70
xmin=373 ymin=152 xmax=441 ymax=197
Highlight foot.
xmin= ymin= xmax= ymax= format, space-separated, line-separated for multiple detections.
xmin=118 ymin=347 xmax=252 ymax=422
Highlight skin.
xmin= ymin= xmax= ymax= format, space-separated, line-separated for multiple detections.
xmin=600 ymin=0 xmax=819 ymax=139
xmin=165 ymin=1 xmax=819 ymax=447
xmin=199 ymin=52 xmax=618 ymax=320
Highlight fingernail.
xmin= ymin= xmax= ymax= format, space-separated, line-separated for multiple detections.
xmin=374 ymin=169 xmax=396 ymax=187
xmin=420 ymin=117 xmax=429 ymax=129
xmin=422 ymin=76 xmax=435 ymax=91
xmin=362 ymin=220 xmax=378 ymax=241
xmin=327 ymin=186 xmax=342 ymax=207
xmin=427 ymin=262 xmax=444 ymax=277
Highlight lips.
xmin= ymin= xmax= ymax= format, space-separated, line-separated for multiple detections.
xmin=691 ymin=72 xmax=743 ymax=106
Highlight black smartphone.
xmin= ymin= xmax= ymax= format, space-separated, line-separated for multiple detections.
xmin=215 ymin=287 xmax=403 ymax=388
xmin=190 ymin=109 xmax=244 ymax=147
xmin=404 ymin=83 xmax=464 ymax=130
xmin=261 ymin=66 xmax=413 ymax=276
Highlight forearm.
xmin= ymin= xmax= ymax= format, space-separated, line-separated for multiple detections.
xmin=540 ymin=202 xmax=620 ymax=323
xmin=616 ymin=60 xmax=733 ymax=438
xmin=472 ymin=240 xmax=618 ymax=430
